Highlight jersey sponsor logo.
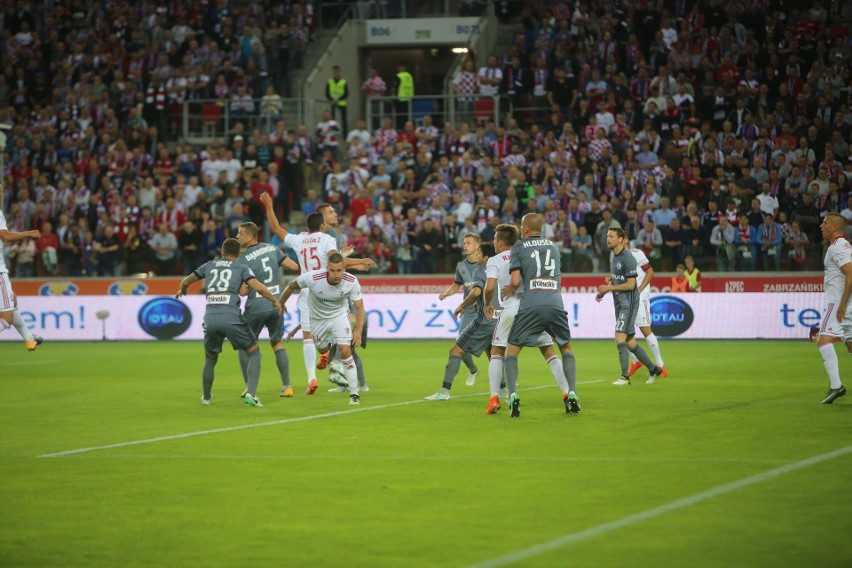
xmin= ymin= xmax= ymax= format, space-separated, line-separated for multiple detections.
xmin=39 ymin=282 xmax=79 ymax=296
xmin=530 ymin=278 xmax=558 ymax=291
xmin=649 ymin=295 xmax=694 ymax=337
xmin=108 ymin=282 xmax=149 ymax=295
xmin=137 ymin=297 xmax=193 ymax=339
xmin=206 ymin=294 xmax=230 ymax=305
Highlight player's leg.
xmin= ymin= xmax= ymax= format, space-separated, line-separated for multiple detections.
xmin=640 ymin=324 xmax=665 ymax=374
xmin=336 ymin=343 xmax=359 ymax=403
xmin=457 ymin=313 xmax=479 ymax=385
xmin=238 ymin=313 xmax=263 ymax=395
xmin=503 ymin=343 xmax=522 ymax=417
xmin=265 ymin=313 xmax=292 ymax=397
xmin=544 ymin=309 xmax=581 ymax=413
xmin=425 ymin=343 xmax=465 ymax=400
xmin=298 ymin=292 xmax=318 ymax=389
xmin=625 ymin=333 xmax=661 ymax=381
xmin=227 ymin=314 xmax=262 ymax=406
xmin=818 ymin=332 xmax=846 ymax=404
xmin=324 ymin=314 xmax=358 ymax=404
xmin=241 ymin=343 xmax=263 ymax=406
xmin=201 ymin=318 xmax=225 ymax=404
xmin=0 ymin=276 xmax=15 ymax=333
xmin=486 ymin=345 xmax=505 ymax=414
xmin=613 ymin=329 xmax=632 ymax=385
xmin=352 ymin=349 xmax=366 ymax=388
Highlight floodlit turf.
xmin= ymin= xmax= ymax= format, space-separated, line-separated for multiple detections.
xmin=1 ymin=339 xmax=851 ymax=567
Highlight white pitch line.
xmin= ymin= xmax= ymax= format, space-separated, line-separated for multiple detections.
xmin=38 ymin=380 xmax=604 ymax=458
xmin=60 ymin=454 xmax=792 ymax=464
xmin=468 ymin=444 xmax=852 ymax=568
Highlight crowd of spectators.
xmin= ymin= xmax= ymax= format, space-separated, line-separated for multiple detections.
xmin=1 ymin=0 xmax=851 ymax=278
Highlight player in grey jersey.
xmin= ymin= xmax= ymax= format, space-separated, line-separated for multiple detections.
xmin=595 ymin=227 xmax=663 ymax=385
xmin=177 ymin=238 xmax=283 ymax=407
xmin=425 ymin=240 xmax=496 ymax=401
xmin=434 ymin=233 xmax=490 ymax=388
xmin=502 ymin=214 xmax=580 ymax=417
xmin=237 ymin=222 xmax=300 ymax=397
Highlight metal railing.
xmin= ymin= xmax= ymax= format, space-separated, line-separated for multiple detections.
xmin=180 ymin=98 xmax=313 ymax=143
xmin=365 ymin=94 xmax=500 ymax=131
xmin=319 ymin=0 xmax=469 ymax=24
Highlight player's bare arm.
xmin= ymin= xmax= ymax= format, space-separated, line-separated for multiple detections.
xmin=352 ymin=299 xmax=366 ymax=348
xmin=439 ymin=282 xmax=462 ymax=301
xmin=600 ymin=276 xmax=637 ymax=295
xmin=639 ymin=267 xmax=654 ymax=294
xmin=453 ymin=286 xmax=482 ymax=319
xmin=278 ymin=279 xmax=302 ymax=306
xmin=247 ymin=277 xmax=283 ymax=314
xmin=283 ymin=257 xmax=300 ymax=272
xmin=260 ymin=192 xmax=288 ymax=239
xmin=0 ymin=228 xmax=40 ymax=243
xmin=595 ymin=276 xmax=612 ymax=302
xmin=483 ymin=277 xmax=497 ymax=319
xmin=837 ymin=264 xmax=852 ymax=323
xmin=176 ymin=273 xmax=201 ymax=298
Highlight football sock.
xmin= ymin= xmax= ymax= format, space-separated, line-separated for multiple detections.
xmin=303 ymin=339 xmax=317 ymax=382
xmin=562 ymin=352 xmax=577 ymax=393
xmin=504 ymin=355 xmax=519 ymax=395
xmin=488 ymin=355 xmax=503 ymax=397
xmin=274 ymin=348 xmax=290 ymax=387
xmin=628 ymin=352 xmax=638 ymax=364
xmin=461 ymin=352 xmax=477 ymax=373
xmin=202 ymin=355 xmax=218 ymax=400
xmin=442 ymin=355 xmax=462 ymax=390
xmin=820 ymin=344 xmax=843 ymax=389
xmin=353 ymin=350 xmax=366 ymax=387
xmin=617 ymin=342 xmax=630 ymax=376
xmin=237 ymin=349 xmax=249 ymax=385
xmin=12 ymin=311 xmax=34 ymax=342
xmin=328 ymin=344 xmax=338 ymax=361
xmin=0 ymin=319 xmax=9 ymax=332
xmin=341 ymin=356 xmax=358 ymax=395
xmin=245 ymin=349 xmax=262 ymax=396
xmin=645 ymin=333 xmax=664 ymax=367
xmin=547 ymin=355 xmax=570 ymax=394
xmin=629 ymin=343 xmax=657 ymax=373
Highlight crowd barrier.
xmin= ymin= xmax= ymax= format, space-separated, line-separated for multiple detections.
xmin=5 ymin=292 xmax=825 ymax=342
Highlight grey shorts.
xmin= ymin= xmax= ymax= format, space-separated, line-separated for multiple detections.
xmin=203 ymin=311 xmax=258 ymax=353
xmin=508 ymin=305 xmax=572 ymax=347
xmin=245 ymin=309 xmax=285 ymax=343
xmin=456 ymin=314 xmax=496 ymax=357
xmin=614 ymin=302 xmax=638 ymax=336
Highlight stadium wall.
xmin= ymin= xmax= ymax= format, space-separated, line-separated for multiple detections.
xmin=6 ymin=292 xmax=824 ymax=341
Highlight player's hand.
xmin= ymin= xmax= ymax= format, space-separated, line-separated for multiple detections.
xmin=342 ymin=245 xmax=355 ymax=257
xmin=837 ymin=308 xmax=846 ymax=324
xmin=604 ymin=277 xmax=612 ymax=285
xmin=595 ymin=292 xmax=605 ymax=303
xmin=453 ymin=304 xmax=464 ymax=319
xmin=175 ymin=287 xmax=186 ymax=299
xmin=501 ymin=284 xmax=515 ymax=299
xmin=598 ymin=284 xmax=609 ymax=294
xmin=260 ymin=192 xmax=273 ymax=208
xmin=352 ymin=332 xmax=362 ymax=348
xmin=286 ymin=328 xmax=298 ymax=341
xmin=272 ymin=300 xmax=284 ymax=315
xmin=31 ymin=230 xmax=41 ymax=239
xmin=485 ymin=305 xmax=495 ymax=320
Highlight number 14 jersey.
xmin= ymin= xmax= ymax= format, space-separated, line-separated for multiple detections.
xmin=509 ymin=237 xmax=563 ymax=309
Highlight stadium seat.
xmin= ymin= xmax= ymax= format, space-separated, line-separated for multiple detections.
xmin=473 ymin=98 xmax=495 ymax=125
xmin=201 ymin=103 xmax=223 ymax=136
xmin=412 ymin=99 xmax=433 ymax=122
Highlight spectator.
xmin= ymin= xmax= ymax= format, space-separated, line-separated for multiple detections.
xmin=416 ymin=218 xmax=443 ymax=273
xmin=150 ymin=222 xmax=179 ymax=275
xmin=734 ymin=214 xmax=758 ymax=271
xmin=684 ymin=255 xmax=702 ymax=292
xmin=95 ymin=224 xmax=120 ymax=276
xmin=710 ymin=216 xmax=737 ymax=272
xmin=757 ymin=213 xmax=782 ymax=271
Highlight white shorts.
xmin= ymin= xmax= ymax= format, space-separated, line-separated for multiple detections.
xmin=0 ymin=273 xmax=15 ymax=312
xmin=492 ymin=304 xmax=553 ymax=348
xmin=297 ymin=290 xmax=311 ymax=332
xmin=635 ymin=296 xmax=651 ymax=329
xmin=819 ymin=302 xmax=852 ymax=341
xmin=311 ymin=313 xmax=353 ymax=350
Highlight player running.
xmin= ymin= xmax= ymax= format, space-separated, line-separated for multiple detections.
xmin=0 ymin=182 xmax=44 ymax=351
xmin=177 ymin=238 xmax=283 ymax=407
xmin=278 ymin=253 xmax=366 ymax=405
xmin=816 ymin=213 xmax=851 ymax=404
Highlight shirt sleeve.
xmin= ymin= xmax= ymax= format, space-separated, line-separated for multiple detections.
xmin=485 ymin=258 xmax=498 ymax=280
xmin=349 ymin=280 xmax=363 ymax=302
xmin=284 ymin=233 xmax=296 ymax=249
xmin=509 ymin=243 xmax=522 ymax=273
xmin=322 ymin=234 xmax=338 ymax=256
xmin=295 ymin=272 xmax=311 ymax=290
xmin=635 ymin=250 xmax=651 ymax=271
xmin=193 ymin=261 xmax=208 ymax=280
xmin=454 ymin=262 xmax=464 ymax=284
xmin=830 ymin=243 xmax=852 ymax=270
xmin=624 ymin=253 xmax=638 ymax=279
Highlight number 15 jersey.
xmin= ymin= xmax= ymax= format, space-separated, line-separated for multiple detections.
xmin=285 ymin=231 xmax=338 ymax=274
xmin=509 ymin=237 xmax=563 ymax=309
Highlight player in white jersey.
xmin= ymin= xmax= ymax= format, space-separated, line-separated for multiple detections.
xmin=482 ymin=224 xmax=580 ymax=415
xmin=0 ymin=183 xmax=45 ymax=351
xmin=816 ymin=213 xmax=851 ymax=404
xmin=279 ymin=253 xmax=366 ymax=405
xmin=262 ymin=193 xmax=372 ymax=394
xmin=625 ymin=247 xmax=667 ymax=382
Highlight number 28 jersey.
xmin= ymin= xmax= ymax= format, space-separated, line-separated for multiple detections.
xmin=194 ymin=258 xmax=256 ymax=313
xmin=509 ymin=237 xmax=563 ymax=309
xmin=285 ymin=231 xmax=338 ymax=274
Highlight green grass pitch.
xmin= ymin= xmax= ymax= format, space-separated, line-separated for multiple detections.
xmin=1 ymin=339 xmax=851 ymax=567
